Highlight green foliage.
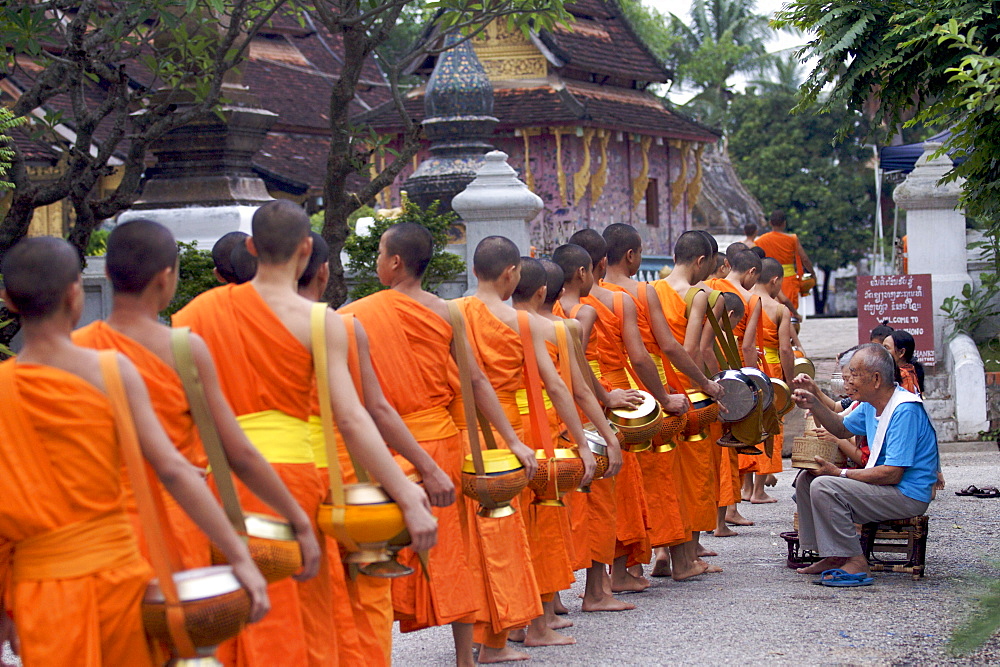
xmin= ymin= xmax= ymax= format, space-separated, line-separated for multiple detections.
xmin=940 ymin=273 xmax=1000 ymax=344
xmin=0 ymin=318 xmax=12 ymax=358
xmin=948 ymin=567 xmax=1000 ymax=655
xmin=617 ymin=0 xmax=682 ymax=68
xmin=0 ymin=107 xmax=27 ymax=191
xmin=726 ymin=89 xmax=873 ymax=282
xmin=161 ymin=241 xmax=217 ymax=319
xmin=85 ymin=228 xmax=110 ymax=256
xmin=343 ymin=199 xmax=464 ymax=301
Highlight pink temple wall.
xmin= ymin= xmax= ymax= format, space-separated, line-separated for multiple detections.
xmin=379 ymin=129 xmax=694 ymax=257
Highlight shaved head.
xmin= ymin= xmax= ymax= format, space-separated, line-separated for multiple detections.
xmin=1 ymin=237 xmax=81 ymax=318
xmin=760 ymin=257 xmax=784 ymax=283
xmin=731 ymin=249 xmax=761 ymax=274
xmin=722 ymin=291 xmax=744 ymax=321
xmin=298 ymin=232 xmax=329 ymax=290
xmin=552 ymin=243 xmax=592 ymax=283
xmin=473 ymin=236 xmax=519 ymax=282
xmin=212 ymin=231 xmax=248 ymax=283
xmin=512 ymin=256 xmax=545 ymax=303
xmin=603 ymin=223 xmax=642 ymax=265
xmin=770 ymin=210 xmax=787 ymax=227
xmin=673 ymin=230 xmax=712 ymax=265
xmin=540 ymin=259 xmax=564 ymax=305
xmin=383 ymin=222 xmax=433 ymax=278
xmin=251 ymin=200 xmax=310 ymax=263
xmin=568 ymin=229 xmax=607 ymax=270
xmin=106 ymin=219 xmax=178 ymax=294
xmin=229 ymin=242 xmax=257 ymax=284
xmin=725 ymin=242 xmax=748 ymax=265
xmin=698 ymin=230 xmax=719 ymax=255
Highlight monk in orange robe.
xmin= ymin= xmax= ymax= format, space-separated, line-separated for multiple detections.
xmin=174 ymin=201 xmax=436 ymax=667
xmin=0 ymin=237 xmax=267 ymax=667
xmin=551 ymin=245 xmax=642 ymax=614
xmin=753 ymin=209 xmax=814 ymax=311
xmin=74 ymin=219 xmax=320 ymax=576
xmin=512 ymin=257 xmax=618 ymax=646
xmin=749 ymin=258 xmax=796 ymax=502
xmin=653 ymin=231 xmax=730 ymax=578
xmin=343 ymin=222 xmax=525 ymax=667
xmin=457 ymin=238 xmax=596 ymax=662
xmin=600 ymin=224 xmax=726 ymax=576
xmin=298 ymin=231 xmax=457 ymax=667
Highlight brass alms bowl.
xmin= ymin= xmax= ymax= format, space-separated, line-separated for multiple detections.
xmin=529 ymin=448 xmax=585 ymax=506
xmin=607 ymin=390 xmax=662 ymax=452
xmin=682 ymin=390 xmax=719 ymax=441
xmin=210 ymin=512 xmax=303 ymax=584
xmin=317 ymin=483 xmax=406 ymax=565
xmin=461 ymin=450 xmax=528 ymax=518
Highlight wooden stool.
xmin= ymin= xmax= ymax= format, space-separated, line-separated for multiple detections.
xmin=860 ymin=515 xmax=929 ymax=580
xmin=779 ymin=531 xmax=822 ymax=570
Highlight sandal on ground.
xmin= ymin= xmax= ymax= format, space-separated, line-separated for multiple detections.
xmin=955 ymin=485 xmax=982 ymax=496
xmin=972 ymin=486 xmax=1000 ymax=498
xmin=810 ymin=568 xmax=874 ymax=587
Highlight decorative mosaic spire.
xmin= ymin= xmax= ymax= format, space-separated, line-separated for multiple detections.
xmin=404 ymin=33 xmax=498 ymax=213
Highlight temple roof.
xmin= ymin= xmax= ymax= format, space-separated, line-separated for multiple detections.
xmin=359 ymin=81 xmax=719 ymax=142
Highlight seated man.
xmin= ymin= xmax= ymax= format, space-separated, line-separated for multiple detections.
xmin=790 ymin=343 xmax=938 ymax=586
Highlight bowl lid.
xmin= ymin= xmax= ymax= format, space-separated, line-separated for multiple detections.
xmin=462 ymin=449 xmax=525 ymax=474
xmin=344 ymin=483 xmax=393 ymax=505
xmin=713 ymin=370 xmax=759 ymax=422
xmin=144 ymin=565 xmax=242 ymax=603
xmin=740 ymin=367 xmax=775 ymax=408
xmin=608 ymin=390 xmax=657 ymax=420
xmin=244 ymin=513 xmax=296 ymax=541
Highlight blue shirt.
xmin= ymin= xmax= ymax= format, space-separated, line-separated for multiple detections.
xmin=843 ymin=400 xmax=939 ymax=503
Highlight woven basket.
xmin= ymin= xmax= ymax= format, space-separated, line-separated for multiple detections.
xmin=682 ymin=402 xmax=720 ymax=439
xmin=791 ymin=435 xmax=846 ymax=469
xmin=210 ymin=536 xmax=302 ymax=584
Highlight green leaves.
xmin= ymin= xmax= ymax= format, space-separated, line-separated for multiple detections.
xmin=0 ymin=108 xmax=27 ymax=192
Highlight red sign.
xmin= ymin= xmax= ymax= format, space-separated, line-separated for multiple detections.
xmin=857 ymin=274 xmax=935 ymax=366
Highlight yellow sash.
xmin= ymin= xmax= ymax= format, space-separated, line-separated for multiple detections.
xmin=764 ymin=347 xmax=781 ymax=365
xmin=588 ymin=359 xmax=603 ymax=379
xmin=237 ymin=410 xmax=314 ymax=465
xmin=781 ymin=263 xmax=797 ymax=278
xmin=516 ymin=387 xmax=553 ymax=415
xmin=13 ymin=510 xmax=142 ymax=582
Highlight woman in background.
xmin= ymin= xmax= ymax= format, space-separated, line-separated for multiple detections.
xmin=884 ymin=330 xmax=924 ymax=396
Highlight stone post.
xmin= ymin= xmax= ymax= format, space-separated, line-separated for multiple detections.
xmin=452 ymin=151 xmax=542 ymax=290
xmin=892 ymin=141 xmax=969 ymax=353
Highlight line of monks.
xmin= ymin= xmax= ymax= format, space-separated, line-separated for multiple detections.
xmin=0 ymin=200 xmax=807 ymax=666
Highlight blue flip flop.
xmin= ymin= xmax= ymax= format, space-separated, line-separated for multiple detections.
xmin=811 ymin=568 xmax=874 ymax=587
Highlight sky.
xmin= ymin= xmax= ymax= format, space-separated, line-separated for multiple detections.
xmin=642 ymin=0 xmax=813 ymax=103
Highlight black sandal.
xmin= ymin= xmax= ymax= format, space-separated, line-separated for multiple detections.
xmin=955 ymin=485 xmax=982 ymax=496
xmin=973 ymin=486 xmax=1000 ymax=498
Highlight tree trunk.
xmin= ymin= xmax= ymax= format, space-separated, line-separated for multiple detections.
xmin=816 ymin=266 xmax=832 ymax=314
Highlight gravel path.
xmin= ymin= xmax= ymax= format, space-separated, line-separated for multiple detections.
xmin=393 ymin=448 xmax=1000 ymax=665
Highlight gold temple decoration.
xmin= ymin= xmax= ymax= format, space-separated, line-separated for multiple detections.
xmin=670 ymin=140 xmax=690 ymax=210
xmin=631 ymin=135 xmax=652 ymax=208
xmin=572 ymin=128 xmax=595 ymax=203
xmin=472 ymin=21 xmax=547 ymax=81
xmin=589 ymin=129 xmax=611 ymax=204
xmin=520 ymin=128 xmax=542 ymax=192
xmin=686 ymin=144 xmax=705 ymax=208
xmin=550 ymin=127 xmax=571 ymax=205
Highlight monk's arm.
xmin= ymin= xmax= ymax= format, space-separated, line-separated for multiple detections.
xmin=777 ymin=308 xmax=795 ymax=382
xmin=621 ymin=297 xmax=687 ymax=415
xmin=531 ymin=325 xmax=596 ymax=485
xmin=354 ymin=323 xmax=455 ymax=508
xmin=119 ymin=356 xmax=269 ymax=621
xmin=323 ymin=311 xmax=437 ymax=553
xmin=743 ymin=300 xmax=762 ymax=368
xmin=458 ymin=338 xmax=538 ymax=480
xmin=645 ymin=284 xmax=721 ymax=398
xmin=796 ymin=238 xmax=814 ymax=274
xmin=788 ymin=317 xmax=805 ymax=354
xmin=576 ymin=305 xmax=597 ymax=352
xmin=566 ymin=335 xmax=623 ymax=477
xmin=191 ymin=336 xmax=321 ymax=581
xmin=685 ymin=291 xmax=708 ymax=365
xmin=776 ymin=291 xmax=801 ymax=320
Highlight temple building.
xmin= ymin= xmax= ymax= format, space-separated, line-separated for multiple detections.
xmin=359 ymin=0 xmax=722 ymax=254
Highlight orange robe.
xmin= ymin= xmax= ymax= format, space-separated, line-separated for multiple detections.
xmin=601 ymin=282 xmax=688 ymax=548
xmin=454 ymin=297 xmax=542 ymax=648
xmin=173 ymin=283 xmax=336 ymax=667
xmin=579 ymin=294 xmax=651 ymax=565
xmin=652 ymin=281 xmax=720 ymax=533
xmin=516 ymin=338 xmax=575 ymax=600
xmin=341 ymin=291 xmax=482 ymax=639
xmin=754 ymin=231 xmax=802 ymax=308
xmin=73 ymin=322 xmax=211 ymax=570
xmin=552 ymin=301 xmax=617 ymax=570
xmin=0 ymin=360 xmax=154 ymax=667
xmin=757 ymin=306 xmax=785 ymax=475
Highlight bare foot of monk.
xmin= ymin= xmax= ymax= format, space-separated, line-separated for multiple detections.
xmin=508 ymin=628 xmax=526 ymax=643
xmin=750 ymin=491 xmax=777 ymax=504
xmin=713 ymin=526 xmax=739 ymax=537
xmin=741 ymin=473 xmax=754 ymax=502
xmin=670 ymin=559 xmax=709 ymax=581
xmin=543 ymin=599 xmax=572 ymax=630
xmin=796 ymin=556 xmax=848 ymax=575
xmin=610 ymin=571 xmax=649 ymax=593
xmin=525 ymin=618 xmax=576 ymax=647
xmin=478 ymin=646 xmax=531 ymax=663
xmin=650 ymin=555 xmax=671 ymax=578
xmin=764 ymin=474 xmax=777 ymax=487
xmin=552 ymin=592 xmax=569 ymax=615
xmin=627 ymin=564 xmax=644 ymax=578
xmin=696 ymin=546 xmax=718 ymax=557
xmin=695 ymin=558 xmax=723 ymax=574
xmin=581 ymin=593 xmax=636 ymax=612
xmin=725 ymin=507 xmax=754 ymax=526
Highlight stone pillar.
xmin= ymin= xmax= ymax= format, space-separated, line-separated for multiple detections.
xmin=452 ymin=151 xmax=542 ymax=290
xmin=892 ymin=141 xmax=969 ymax=353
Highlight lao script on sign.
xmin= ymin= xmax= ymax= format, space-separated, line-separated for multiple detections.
xmin=857 ymin=274 xmax=935 ymax=366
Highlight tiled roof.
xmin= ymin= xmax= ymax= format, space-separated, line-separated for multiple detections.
xmin=539 ymin=0 xmax=671 ymax=83
xmin=359 ymin=82 xmax=719 ymax=142
xmin=253 ymin=131 xmax=329 ymax=192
